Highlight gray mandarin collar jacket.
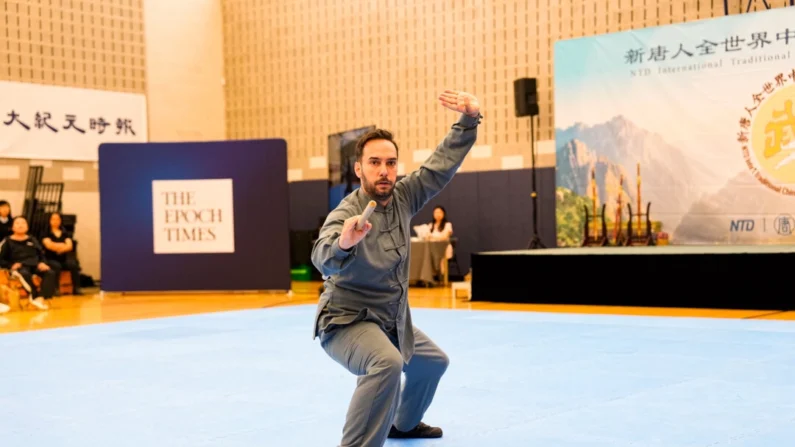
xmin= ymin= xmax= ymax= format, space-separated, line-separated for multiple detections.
xmin=311 ymin=113 xmax=481 ymax=363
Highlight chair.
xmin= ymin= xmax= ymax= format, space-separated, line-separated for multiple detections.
xmin=0 ymin=269 xmax=41 ymax=310
xmin=0 ymin=267 xmax=71 ymax=309
xmin=447 ymin=237 xmax=462 ymax=279
xmin=57 ymin=270 xmax=73 ymax=295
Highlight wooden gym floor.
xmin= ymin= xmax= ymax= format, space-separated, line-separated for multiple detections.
xmin=1 ymin=281 xmax=793 ymax=334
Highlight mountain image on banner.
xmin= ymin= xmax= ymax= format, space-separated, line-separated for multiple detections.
xmin=555 ymin=115 xmax=723 ymax=236
xmin=674 ymin=170 xmax=795 ymax=244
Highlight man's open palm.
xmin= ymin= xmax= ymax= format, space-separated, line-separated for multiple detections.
xmin=438 ymin=90 xmax=480 ymax=118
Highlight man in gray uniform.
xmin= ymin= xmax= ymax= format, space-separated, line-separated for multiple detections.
xmin=311 ymin=89 xmax=481 ymax=447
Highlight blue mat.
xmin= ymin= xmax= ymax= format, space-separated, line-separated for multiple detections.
xmin=1 ymin=305 xmax=794 ymax=446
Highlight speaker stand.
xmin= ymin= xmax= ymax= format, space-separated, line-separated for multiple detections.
xmin=527 ymin=115 xmax=546 ymax=250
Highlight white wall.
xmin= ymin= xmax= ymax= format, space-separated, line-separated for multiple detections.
xmin=144 ymin=0 xmax=227 ymax=142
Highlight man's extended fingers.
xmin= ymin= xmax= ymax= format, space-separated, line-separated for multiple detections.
xmin=439 ymin=92 xmax=458 ymax=102
xmin=438 ymin=96 xmax=457 ymax=106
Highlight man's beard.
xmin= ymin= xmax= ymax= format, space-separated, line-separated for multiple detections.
xmin=362 ymin=176 xmax=394 ymax=201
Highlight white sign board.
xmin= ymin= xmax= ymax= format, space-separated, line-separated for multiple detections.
xmin=151 ymin=179 xmax=236 ymax=254
xmin=0 ymin=80 xmax=147 ymax=161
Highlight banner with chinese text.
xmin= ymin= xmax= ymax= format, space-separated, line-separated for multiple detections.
xmin=0 ymin=80 xmax=147 ymax=161
xmin=554 ymin=7 xmax=795 ymax=247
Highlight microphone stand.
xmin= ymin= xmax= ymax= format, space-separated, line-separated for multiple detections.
xmin=527 ymin=114 xmax=545 ymax=249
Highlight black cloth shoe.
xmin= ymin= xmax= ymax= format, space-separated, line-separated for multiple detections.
xmin=388 ymin=422 xmax=443 ymax=439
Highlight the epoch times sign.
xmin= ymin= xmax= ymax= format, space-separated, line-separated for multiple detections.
xmin=151 ymin=179 xmax=235 ymax=254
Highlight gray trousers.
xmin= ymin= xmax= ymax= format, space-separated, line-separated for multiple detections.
xmin=321 ymin=321 xmax=450 ymax=447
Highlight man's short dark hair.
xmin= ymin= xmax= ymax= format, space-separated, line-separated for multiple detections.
xmin=355 ymin=129 xmax=399 ymax=161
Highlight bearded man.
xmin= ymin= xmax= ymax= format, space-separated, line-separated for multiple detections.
xmin=311 ymin=89 xmax=482 ymax=447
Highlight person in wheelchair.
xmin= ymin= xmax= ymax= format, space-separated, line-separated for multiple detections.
xmin=0 ymin=216 xmax=56 ymax=310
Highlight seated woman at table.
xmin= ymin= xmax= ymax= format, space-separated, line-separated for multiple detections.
xmin=428 ymin=205 xmax=454 ymax=266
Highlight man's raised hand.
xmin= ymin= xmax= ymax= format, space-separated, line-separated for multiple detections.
xmin=438 ymin=90 xmax=480 ymax=118
xmin=338 ymin=215 xmax=372 ymax=251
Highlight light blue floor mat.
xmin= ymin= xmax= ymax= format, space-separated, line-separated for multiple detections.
xmin=1 ymin=305 xmax=794 ymax=446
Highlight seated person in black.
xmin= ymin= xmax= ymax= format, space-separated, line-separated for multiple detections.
xmin=42 ymin=212 xmax=82 ymax=295
xmin=0 ymin=216 xmax=56 ymax=310
xmin=0 ymin=200 xmax=12 ymax=241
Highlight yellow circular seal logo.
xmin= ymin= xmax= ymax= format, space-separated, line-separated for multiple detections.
xmin=745 ymin=81 xmax=795 ymax=196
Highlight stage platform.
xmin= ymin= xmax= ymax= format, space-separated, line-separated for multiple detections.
xmin=470 ymin=245 xmax=795 ymax=311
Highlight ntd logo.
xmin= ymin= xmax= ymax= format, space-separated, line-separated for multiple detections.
xmin=729 ymin=219 xmax=755 ymax=232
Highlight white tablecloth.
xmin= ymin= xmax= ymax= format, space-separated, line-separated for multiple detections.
xmin=409 ymin=239 xmax=449 ymax=285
